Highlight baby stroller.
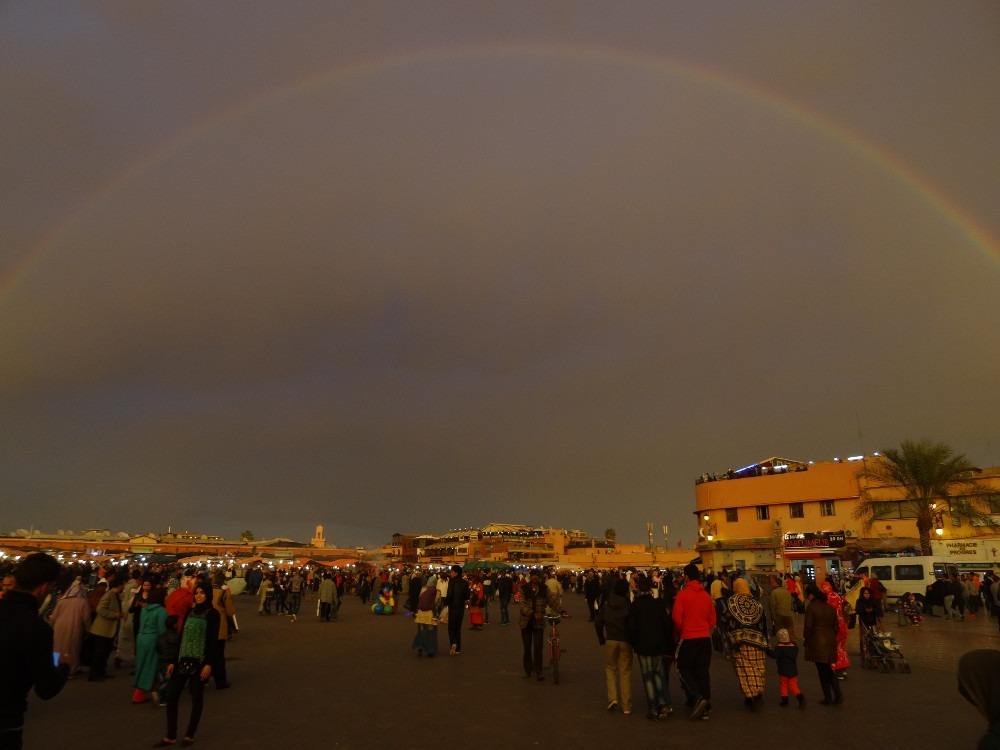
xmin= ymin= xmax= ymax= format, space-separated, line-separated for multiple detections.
xmin=860 ymin=623 xmax=911 ymax=673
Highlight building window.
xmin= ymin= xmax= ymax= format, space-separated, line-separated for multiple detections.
xmin=756 ymin=505 xmax=770 ymax=521
xmin=726 ymin=508 xmax=739 ymax=523
xmin=820 ymin=500 xmax=835 ymax=517
xmin=789 ymin=502 xmax=804 ymax=519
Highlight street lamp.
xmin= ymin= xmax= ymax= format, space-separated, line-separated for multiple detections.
xmin=931 ymin=502 xmax=945 ymax=537
xmin=699 ymin=515 xmax=718 ymax=542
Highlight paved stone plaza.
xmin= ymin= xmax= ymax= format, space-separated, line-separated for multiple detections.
xmin=23 ymin=591 xmax=997 ymax=749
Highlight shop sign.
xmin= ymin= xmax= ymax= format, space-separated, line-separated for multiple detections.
xmin=783 ymin=531 xmax=846 ymax=549
xmin=932 ymin=539 xmax=997 ymax=560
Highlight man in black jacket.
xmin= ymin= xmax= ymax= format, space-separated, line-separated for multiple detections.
xmin=518 ymin=570 xmax=559 ymax=680
xmin=0 ymin=553 xmax=70 ymax=749
xmin=629 ymin=573 xmax=675 ymax=721
xmin=584 ymin=570 xmax=601 ymax=621
xmin=443 ymin=565 xmax=469 ymax=656
xmin=496 ymin=570 xmax=513 ymax=625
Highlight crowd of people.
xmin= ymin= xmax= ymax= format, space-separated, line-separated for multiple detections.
xmin=1 ymin=555 xmax=241 ymax=748
xmin=4 ymin=552 xmax=1000 ymax=748
xmin=589 ymin=564 xmax=838 ymax=721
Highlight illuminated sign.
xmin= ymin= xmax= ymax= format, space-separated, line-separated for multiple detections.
xmin=783 ymin=531 xmax=846 ymax=549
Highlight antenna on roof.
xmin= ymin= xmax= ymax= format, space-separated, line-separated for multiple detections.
xmin=856 ymin=411 xmax=871 ymax=472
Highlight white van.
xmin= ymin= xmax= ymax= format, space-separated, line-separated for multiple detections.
xmin=853 ymin=557 xmax=959 ymax=603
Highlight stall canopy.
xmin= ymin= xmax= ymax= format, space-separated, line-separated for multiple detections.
xmin=463 ymin=560 xmax=511 ymax=571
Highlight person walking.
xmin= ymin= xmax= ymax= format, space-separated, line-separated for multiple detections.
xmin=88 ymin=578 xmax=124 ymax=682
xmin=166 ymin=569 xmax=196 ymax=629
xmin=133 ymin=587 xmax=168 ymax=704
xmin=584 ymin=570 xmax=601 ymax=621
xmin=496 ymin=570 xmax=513 ymax=625
xmin=720 ymin=577 xmax=769 ymax=711
xmin=411 ymin=576 xmax=440 ymax=658
xmin=0 ymin=553 xmax=70 ymax=749
xmin=49 ymin=580 xmax=91 ymax=678
xmin=442 ymin=566 xmax=469 ymax=656
xmin=318 ymin=574 xmax=338 ymax=622
xmin=855 ymin=586 xmax=879 ymax=663
xmin=768 ymin=628 xmax=805 ymax=709
xmin=404 ymin=570 xmax=422 ymax=616
xmin=869 ymin=573 xmax=888 ymax=620
xmin=628 ymin=573 xmax=674 ymax=721
xmin=673 ymin=564 xmax=716 ymax=721
xmin=258 ymin=575 xmax=274 ymax=615
xmin=519 ymin=570 xmax=558 ymax=681
xmin=803 ymin=584 xmax=843 ymax=707
xmin=285 ymin=570 xmax=304 ymax=623
xmin=468 ymin=576 xmax=485 ymax=630
xmin=210 ymin=573 xmax=235 ymax=689
xmin=821 ymin=579 xmax=850 ymax=680
xmin=482 ymin=571 xmax=494 ymax=625
xmin=769 ymin=576 xmax=795 ymax=640
xmin=596 ymin=577 xmax=634 ymax=714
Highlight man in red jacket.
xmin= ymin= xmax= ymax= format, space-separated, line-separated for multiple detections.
xmin=165 ymin=568 xmax=196 ymax=632
xmin=672 ymin=564 xmax=716 ymax=720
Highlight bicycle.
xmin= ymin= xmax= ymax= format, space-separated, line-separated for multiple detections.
xmin=546 ymin=614 xmax=565 ymax=684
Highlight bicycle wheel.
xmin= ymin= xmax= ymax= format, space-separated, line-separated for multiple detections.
xmin=551 ymin=638 xmax=560 ymax=684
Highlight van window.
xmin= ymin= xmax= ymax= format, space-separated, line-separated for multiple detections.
xmin=894 ymin=565 xmax=925 ymax=581
xmin=934 ymin=563 xmax=959 ymax=579
xmin=871 ymin=565 xmax=892 ymax=580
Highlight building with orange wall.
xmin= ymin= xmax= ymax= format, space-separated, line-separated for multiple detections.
xmin=694 ymin=455 xmax=1000 ymax=581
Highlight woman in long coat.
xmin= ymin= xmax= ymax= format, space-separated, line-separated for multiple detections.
xmin=721 ymin=577 xmax=769 ymax=710
xmin=803 ymin=584 xmax=843 ymax=706
xmin=50 ymin=580 xmax=91 ymax=676
xmin=821 ymin=580 xmax=850 ymax=678
xmin=133 ymin=586 xmax=168 ymax=703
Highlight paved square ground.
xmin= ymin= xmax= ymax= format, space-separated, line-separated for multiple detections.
xmin=22 ymin=591 xmax=997 ymax=749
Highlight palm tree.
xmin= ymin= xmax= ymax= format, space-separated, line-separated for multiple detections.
xmin=854 ymin=439 xmax=998 ymax=555
xmin=604 ymin=528 xmax=617 ymax=543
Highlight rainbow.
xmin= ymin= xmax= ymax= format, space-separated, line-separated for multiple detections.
xmin=6 ymin=42 xmax=998 ymax=305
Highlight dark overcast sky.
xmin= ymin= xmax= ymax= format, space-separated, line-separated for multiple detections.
xmin=2 ymin=2 xmax=999 ymax=548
